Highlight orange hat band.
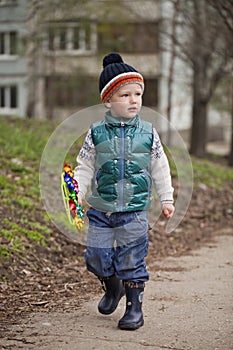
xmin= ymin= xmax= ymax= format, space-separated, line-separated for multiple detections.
xmin=100 ymin=72 xmax=144 ymax=103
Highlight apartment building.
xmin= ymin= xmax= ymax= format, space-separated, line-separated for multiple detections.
xmin=0 ymin=0 xmax=161 ymax=120
xmin=0 ymin=0 xmax=28 ymax=117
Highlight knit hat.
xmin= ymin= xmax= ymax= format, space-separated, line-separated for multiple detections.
xmin=99 ymin=53 xmax=144 ymax=103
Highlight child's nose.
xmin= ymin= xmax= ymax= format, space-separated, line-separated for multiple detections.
xmin=130 ymin=95 xmax=137 ymax=103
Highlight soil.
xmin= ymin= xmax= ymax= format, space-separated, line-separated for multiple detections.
xmin=0 ymin=180 xmax=233 ymax=347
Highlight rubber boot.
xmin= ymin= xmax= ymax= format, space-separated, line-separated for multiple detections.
xmin=118 ymin=281 xmax=144 ymax=330
xmin=98 ymin=275 xmax=125 ymax=315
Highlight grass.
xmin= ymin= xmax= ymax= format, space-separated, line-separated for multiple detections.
xmin=191 ymin=156 xmax=233 ymax=188
xmin=165 ymin=145 xmax=233 ymax=189
xmin=0 ymin=116 xmax=56 ymax=262
xmin=0 ymin=117 xmax=54 ymax=161
xmin=0 ymin=115 xmax=232 ymax=265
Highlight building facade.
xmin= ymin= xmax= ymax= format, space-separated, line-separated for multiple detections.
xmin=32 ymin=1 xmax=161 ymax=120
xmin=0 ymin=0 xmax=230 ymax=149
xmin=0 ymin=0 xmax=28 ymax=117
xmin=0 ymin=0 xmax=161 ymax=120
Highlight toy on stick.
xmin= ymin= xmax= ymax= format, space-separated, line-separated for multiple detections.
xmin=61 ymin=163 xmax=84 ymax=231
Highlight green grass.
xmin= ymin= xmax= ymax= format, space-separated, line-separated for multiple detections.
xmin=191 ymin=156 xmax=233 ymax=188
xmin=165 ymin=146 xmax=233 ymax=189
xmin=0 ymin=117 xmax=55 ymax=161
xmin=0 ymin=115 xmax=232 ymax=265
xmin=0 ymin=116 xmax=56 ymax=262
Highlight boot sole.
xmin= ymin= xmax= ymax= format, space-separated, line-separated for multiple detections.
xmin=118 ymin=318 xmax=144 ymax=330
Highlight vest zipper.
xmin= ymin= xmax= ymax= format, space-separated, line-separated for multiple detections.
xmin=119 ymin=121 xmax=125 ymax=211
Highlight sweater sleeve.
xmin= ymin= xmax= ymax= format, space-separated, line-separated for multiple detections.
xmin=150 ymin=128 xmax=174 ymax=204
xmin=73 ymin=128 xmax=96 ymax=197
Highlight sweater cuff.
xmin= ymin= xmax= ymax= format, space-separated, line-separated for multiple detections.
xmin=160 ymin=193 xmax=174 ymax=204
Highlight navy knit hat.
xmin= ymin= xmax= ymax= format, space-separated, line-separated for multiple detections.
xmin=99 ymin=52 xmax=144 ymax=103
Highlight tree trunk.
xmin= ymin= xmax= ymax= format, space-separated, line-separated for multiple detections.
xmin=190 ymin=100 xmax=208 ymax=157
xmin=26 ymin=4 xmax=37 ymax=118
xmin=228 ymin=78 xmax=233 ymax=166
xmin=166 ymin=0 xmax=179 ymax=146
xmin=190 ymin=67 xmax=208 ymax=157
xmin=229 ymin=125 xmax=233 ymax=166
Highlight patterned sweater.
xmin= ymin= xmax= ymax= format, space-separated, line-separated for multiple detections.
xmin=74 ymin=124 xmax=174 ymax=208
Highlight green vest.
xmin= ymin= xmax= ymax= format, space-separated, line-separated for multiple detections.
xmin=88 ymin=113 xmax=153 ymax=212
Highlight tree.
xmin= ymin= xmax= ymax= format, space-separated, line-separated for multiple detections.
xmin=26 ymin=0 xmax=43 ymax=119
xmin=189 ymin=0 xmax=233 ymax=158
xmin=161 ymin=0 xmax=233 ymax=158
xmin=208 ymin=0 xmax=233 ymax=166
xmin=166 ymin=0 xmax=179 ymax=146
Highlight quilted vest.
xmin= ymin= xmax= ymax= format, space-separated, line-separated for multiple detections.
xmin=88 ymin=113 xmax=153 ymax=212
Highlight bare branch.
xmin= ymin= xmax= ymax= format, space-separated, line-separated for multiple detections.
xmin=208 ymin=0 xmax=233 ymax=33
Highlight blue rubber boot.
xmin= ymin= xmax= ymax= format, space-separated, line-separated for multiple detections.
xmin=118 ymin=282 xmax=144 ymax=330
xmin=98 ymin=275 xmax=125 ymax=315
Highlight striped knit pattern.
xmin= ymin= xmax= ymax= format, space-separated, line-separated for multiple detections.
xmin=100 ymin=72 xmax=144 ymax=103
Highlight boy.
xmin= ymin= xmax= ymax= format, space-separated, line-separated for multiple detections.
xmin=74 ymin=53 xmax=174 ymax=330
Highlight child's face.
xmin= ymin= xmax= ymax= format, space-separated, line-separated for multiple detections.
xmin=106 ymin=83 xmax=143 ymax=119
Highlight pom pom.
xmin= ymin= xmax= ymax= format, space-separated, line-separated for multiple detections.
xmin=103 ymin=52 xmax=123 ymax=68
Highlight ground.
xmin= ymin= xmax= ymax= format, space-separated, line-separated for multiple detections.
xmin=1 ymin=179 xmax=233 ymax=345
xmin=1 ymin=233 xmax=233 ymax=349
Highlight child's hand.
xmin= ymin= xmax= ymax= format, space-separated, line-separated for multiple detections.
xmin=162 ymin=203 xmax=175 ymax=219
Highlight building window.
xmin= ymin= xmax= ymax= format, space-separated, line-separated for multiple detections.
xmin=0 ymin=31 xmax=17 ymax=55
xmin=98 ymin=22 xmax=159 ymax=53
xmin=0 ymin=86 xmax=18 ymax=109
xmin=46 ymin=23 xmax=97 ymax=54
xmin=45 ymin=76 xmax=99 ymax=108
xmin=143 ymin=78 xmax=158 ymax=107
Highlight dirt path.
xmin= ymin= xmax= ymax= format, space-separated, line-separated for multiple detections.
xmin=1 ymin=235 xmax=233 ymax=350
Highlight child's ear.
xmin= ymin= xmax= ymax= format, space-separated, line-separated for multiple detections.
xmin=105 ymin=99 xmax=111 ymax=109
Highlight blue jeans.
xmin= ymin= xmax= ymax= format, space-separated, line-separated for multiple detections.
xmin=85 ymin=208 xmax=149 ymax=283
